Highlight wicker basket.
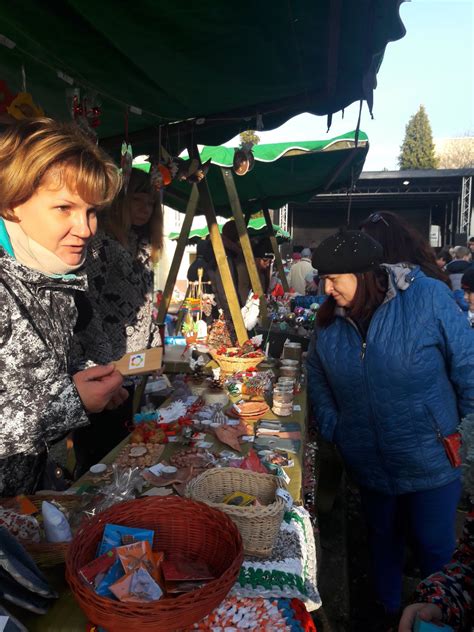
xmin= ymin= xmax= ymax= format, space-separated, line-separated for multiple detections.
xmin=0 ymin=493 xmax=82 ymax=567
xmin=209 ymin=348 xmax=265 ymax=375
xmin=66 ymin=496 xmax=243 ymax=632
xmin=185 ymin=468 xmax=286 ymax=557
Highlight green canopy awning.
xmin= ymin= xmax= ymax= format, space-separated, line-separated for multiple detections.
xmin=167 ymin=217 xmax=290 ymax=243
xmin=0 ymin=2 xmax=404 ymax=154
xmin=160 ymin=131 xmax=368 ymax=216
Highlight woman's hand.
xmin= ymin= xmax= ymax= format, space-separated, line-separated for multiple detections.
xmin=104 ymin=387 xmax=129 ymax=410
xmin=73 ymin=364 xmax=124 ymax=413
xmin=398 ymin=603 xmax=443 ymax=631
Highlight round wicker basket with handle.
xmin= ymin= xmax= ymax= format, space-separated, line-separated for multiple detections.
xmin=66 ymin=496 xmax=243 ymax=632
xmin=185 ymin=468 xmax=286 ymax=557
xmin=209 ymin=348 xmax=265 ymax=375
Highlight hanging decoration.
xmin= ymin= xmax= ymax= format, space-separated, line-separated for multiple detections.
xmin=67 ymin=87 xmax=101 ymax=138
xmin=6 ymin=91 xmax=44 ymax=120
xmin=185 ymin=158 xmax=211 ymax=184
xmin=241 ymin=292 xmax=260 ymax=330
xmin=233 ymin=138 xmax=255 ymax=176
xmin=150 ymin=162 xmax=172 ymax=191
xmin=120 ymin=141 xmax=133 ymax=193
xmin=181 ymin=271 xmax=212 ymax=345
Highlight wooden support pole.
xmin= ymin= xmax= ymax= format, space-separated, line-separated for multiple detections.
xmin=263 ymin=206 xmax=290 ymax=292
xmin=197 ymin=178 xmax=248 ymax=345
xmin=221 ymin=168 xmax=269 ymax=327
xmin=156 ymin=185 xmax=199 ymax=325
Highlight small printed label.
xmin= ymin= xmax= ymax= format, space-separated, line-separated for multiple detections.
xmin=276 ymin=487 xmax=293 ymax=509
xmin=241 ymin=435 xmax=254 ymax=442
xmin=129 ymin=353 xmax=146 ymax=370
xmin=277 ymin=467 xmax=291 ymax=485
xmin=293 ymin=404 xmax=302 ymax=411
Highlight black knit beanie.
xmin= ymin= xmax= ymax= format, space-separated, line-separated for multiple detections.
xmin=312 ymin=227 xmax=383 ymax=275
xmin=461 ymin=268 xmax=474 ymax=293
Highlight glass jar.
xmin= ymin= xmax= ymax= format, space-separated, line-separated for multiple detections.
xmin=282 ymin=342 xmax=302 ymax=362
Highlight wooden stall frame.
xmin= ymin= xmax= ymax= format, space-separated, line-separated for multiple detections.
xmin=221 ymin=168 xmax=269 ymax=327
xmin=263 ymin=206 xmax=290 ymax=292
xmin=197 ymin=177 xmax=248 ymax=345
xmin=156 ymin=185 xmax=199 ymax=325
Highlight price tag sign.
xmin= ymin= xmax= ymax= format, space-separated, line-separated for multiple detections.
xmin=276 ymin=487 xmax=293 ymax=509
xmin=293 ymin=404 xmax=302 ymax=411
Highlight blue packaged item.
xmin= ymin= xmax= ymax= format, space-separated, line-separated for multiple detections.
xmin=164 ymin=336 xmax=186 ymax=346
xmin=97 ymin=524 xmax=155 ymax=557
xmin=414 ymin=618 xmax=453 ymax=632
xmin=95 ymin=559 xmax=124 ymax=598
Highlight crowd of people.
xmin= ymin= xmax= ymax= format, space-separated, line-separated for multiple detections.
xmin=1 ymin=118 xmax=474 ymax=630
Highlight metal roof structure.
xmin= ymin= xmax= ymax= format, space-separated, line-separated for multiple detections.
xmin=293 ymin=169 xmax=474 ymax=242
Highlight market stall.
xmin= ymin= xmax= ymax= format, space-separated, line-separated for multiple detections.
xmin=8 ymin=340 xmax=320 ymax=631
xmin=155 ymin=132 xmax=369 ymax=338
xmin=0 ymin=3 xmax=406 ymax=629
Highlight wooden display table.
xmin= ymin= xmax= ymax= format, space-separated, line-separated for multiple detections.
xmin=16 ymin=388 xmax=310 ymax=630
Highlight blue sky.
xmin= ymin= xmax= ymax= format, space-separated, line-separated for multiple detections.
xmin=226 ymin=1 xmax=474 ymax=171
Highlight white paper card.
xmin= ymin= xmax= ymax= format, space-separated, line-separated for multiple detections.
xmin=276 ymin=487 xmax=293 ymax=509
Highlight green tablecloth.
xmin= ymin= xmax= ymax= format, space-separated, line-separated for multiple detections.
xmin=17 ymin=389 xmax=308 ymax=630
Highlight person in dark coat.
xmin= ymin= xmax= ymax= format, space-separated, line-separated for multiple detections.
xmin=307 ymin=228 xmax=474 ymax=622
xmin=0 ymin=118 xmax=125 ymax=496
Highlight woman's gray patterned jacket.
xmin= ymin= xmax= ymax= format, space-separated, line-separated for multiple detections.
xmin=0 ymin=247 xmax=88 ymax=459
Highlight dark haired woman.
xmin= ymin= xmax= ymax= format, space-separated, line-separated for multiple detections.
xmin=307 ymin=229 xmax=474 ymax=625
xmin=360 ymin=211 xmax=450 ymax=287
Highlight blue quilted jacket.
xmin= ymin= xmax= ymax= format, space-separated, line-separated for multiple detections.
xmin=307 ymin=264 xmax=474 ymax=495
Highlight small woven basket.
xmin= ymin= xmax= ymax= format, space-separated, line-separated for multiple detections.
xmin=185 ymin=468 xmax=286 ymax=557
xmin=0 ymin=493 xmax=81 ymax=567
xmin=66 ymin=496 xmax=243 ymax=632
xmin=209 ymin=348 xmax=265 ymax=375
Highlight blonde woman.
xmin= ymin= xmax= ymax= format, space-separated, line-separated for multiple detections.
xmin=0 ymin=118 xmax=125 ymax=495
xmin=74 ymin=167 xmax=163 ymax=471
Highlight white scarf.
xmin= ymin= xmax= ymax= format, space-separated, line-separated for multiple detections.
xmin=4 ymin=219 xmax=85 ymax=276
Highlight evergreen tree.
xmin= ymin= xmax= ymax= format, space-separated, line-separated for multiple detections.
xmin=398 ymin=105 xmax=439 ymax=169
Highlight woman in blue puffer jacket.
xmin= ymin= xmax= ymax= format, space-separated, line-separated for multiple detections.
xmin=307 ymin=228 xmax=474 ymax=622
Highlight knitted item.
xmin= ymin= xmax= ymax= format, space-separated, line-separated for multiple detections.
xmin=233 ymin=506 xmax=321 ymax=611
xmin=82 ymin=228 xmax=161 ymax=364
